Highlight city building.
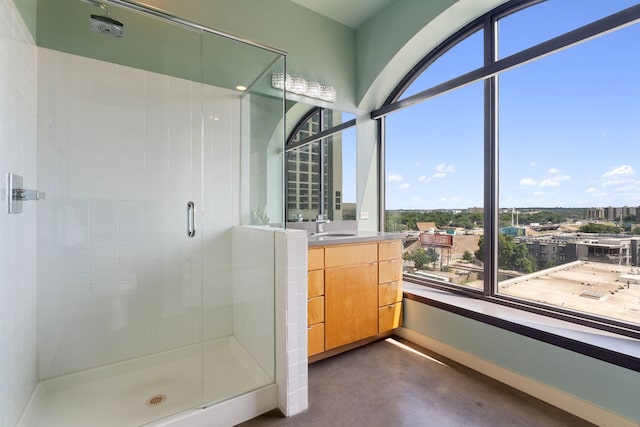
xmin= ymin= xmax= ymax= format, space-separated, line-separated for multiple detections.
xmin=518 ymin=235 xmax=634 ymax=268
xmin=587 ymin=206 xmax=640 ymax=221
xmin=286 ymin=108 xmax=345 ymax=222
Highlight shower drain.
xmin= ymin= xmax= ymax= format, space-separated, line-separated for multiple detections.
xmin=146 ymin=394 xmax=167 ymax=407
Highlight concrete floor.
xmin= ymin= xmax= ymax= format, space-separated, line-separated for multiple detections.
xmin=237 ymin=337 xmax=594 ymax=427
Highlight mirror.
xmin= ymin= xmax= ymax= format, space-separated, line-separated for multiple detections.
xmin=285 ymin=103 xmax=356 ymax=223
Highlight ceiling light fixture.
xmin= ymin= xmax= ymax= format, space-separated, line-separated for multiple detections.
xmin=271 ymin=73 xmax=336 ymax=103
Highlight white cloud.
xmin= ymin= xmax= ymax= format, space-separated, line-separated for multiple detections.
xmin=434 ymin=163 xmax=455 ymax=173
xmin=539 ymin=179 xmax=560 ymax=188
xmin=614 ymin=182 xmax=640 ymax=193
xmin=601 ymin=178 xmax=633 ymax=188
xmin=415 ymin=162 xmax=421 ymax=167
xmin=423 ymin=163 xmax=456 ymax=180
xmin=535 ymin=173 xmax=570 ymax=188
xmin=585 ymin=187 xmax=598 ymax=193
xmin=520 ymin=178 xmax=537 ymax=187
xmin=534 ymin=191 xmax=545 ymax=196
xmin=602 ymin=165 xmax=635 ymax=178
xmin=529 ymin=161 xmax=537 ymax=167
xmin=418 ymin=175 xmax=431 ymax=183
xmin=598 ymin=165 xmax=640 ymax=196
xmin=399 ymin=182 xmax=411 ymax=189
xmin=388 ymin=173 xmax=403 ymax=182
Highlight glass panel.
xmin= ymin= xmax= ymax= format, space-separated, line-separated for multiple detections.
xmin=34 ymin=3 xmax=207 ymax=425
xmin=341 ymin=127 xmax=357 ymax=221
xmin=286 ymin=130 xmax=357 ymax=222
xmin=498 ymin=21 xmax=640 ymax=326
xmin=342 ymin=111 xmax=356 ymax=122
xmin=285 ymin=106 xmax=357 ymax=223
xmin=399 ymin=29 xmax=483 ymax=100
xmin=30 ymin=1 xmax=284 ymax=425
xmin=386 ymin=81 xmax=484 ymax=290
xmin=498 ymin=0 xmax=638 ymax=59
xmin=241 ymin=57 xmax=286 ymax=227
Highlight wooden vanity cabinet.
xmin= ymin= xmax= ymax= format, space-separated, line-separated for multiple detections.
xmin=307 ymin=248 xmax=325 ymax=356
xmin=378 ymin=240 xmax=403 ymax=333
xmin=307 ymin=239 xmax=403 ymax=358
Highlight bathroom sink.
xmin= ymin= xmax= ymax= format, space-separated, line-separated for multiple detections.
xmin=310 ymin=232 xmax=357 ymax=239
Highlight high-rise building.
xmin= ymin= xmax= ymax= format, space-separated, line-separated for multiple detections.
xmin=286 ymin=108 xmax=343 ymax=222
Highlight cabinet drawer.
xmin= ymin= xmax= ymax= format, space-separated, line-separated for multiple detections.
xmin=379 ymin=259 xmax=402 ymax=283
xmin=308 ymin=296 xmax=325 ymax=325
xmin=379 ymin=281 xmax=403 ymax=306
xmin=308 ymin=323 xmax=325 ymax=357
xmin=325 ymin=243 xmax=377 ymax=267
xmin=379 ymin=240 xmax=402 ymax=261
xmin=378 ymin=302 xmax=402 ymax=333
xmin=308 ymin=269 xmax=324 ymax=298
xmin=308 ymin=247 xmax=324 ymax=270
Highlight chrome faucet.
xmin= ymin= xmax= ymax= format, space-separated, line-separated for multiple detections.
xmin=315 ymin=214 xmax=330 ymax=235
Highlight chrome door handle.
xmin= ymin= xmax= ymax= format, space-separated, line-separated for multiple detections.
xmin=187 ymin=201 xmax=196 ymax=237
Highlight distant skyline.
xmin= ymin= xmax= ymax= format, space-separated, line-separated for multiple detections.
xmin=384 ymin=0 xmax=639 ymax=211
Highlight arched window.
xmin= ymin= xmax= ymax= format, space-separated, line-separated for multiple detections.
xmin=375 ymin=0 xmax=640 ymax=335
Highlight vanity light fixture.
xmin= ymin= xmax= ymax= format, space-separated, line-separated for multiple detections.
xmin=271 ymin=73 xmax=336 ymax=103
xmin=235 ymin=85 xmax=247 ymax=91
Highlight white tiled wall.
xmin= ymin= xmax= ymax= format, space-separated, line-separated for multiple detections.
xmin=0 ymin=1 xmax=38 ymax=426
xmin=275 ymin=229 xmax=309 ymax=416
xmin=36 ymin=49 xmax=240 ymax=379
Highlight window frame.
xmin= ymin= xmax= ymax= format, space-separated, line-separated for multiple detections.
xmin=374 ymin=0 xmax=640 ymax=340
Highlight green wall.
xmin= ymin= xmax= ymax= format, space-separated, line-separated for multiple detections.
xmin=36 ymin=0 xmax=283 ymax=92
xmin=146 ymin=0 xmax=357 ymax=111
xmin=403 ymin=299 xmax=640 ymax=423
xmin=356 ymin=0 xmax=456 ymax=105
xmin=13 ymin=0 xmax=37 ymax=38
xmin=35 ymin=0 xmax=357 ymax=112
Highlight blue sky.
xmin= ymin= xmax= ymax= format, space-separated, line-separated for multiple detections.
xmin=384 ymin=0 xmax=640 ymax=210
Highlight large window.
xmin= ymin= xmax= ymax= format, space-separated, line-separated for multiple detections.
xmin=378 ymin=0 xmax=640 ymax=336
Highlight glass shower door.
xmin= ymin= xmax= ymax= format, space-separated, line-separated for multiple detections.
xmin=34 ymin=3 xmax=207 ymax=425
xmin=30 ymin=1 xmax=286 ymax=424
xmin=199 ymin=30 xmax=284 ymax=406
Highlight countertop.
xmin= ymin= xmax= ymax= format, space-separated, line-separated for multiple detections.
xmin=307 ymin=231 xmax=404 ymax=247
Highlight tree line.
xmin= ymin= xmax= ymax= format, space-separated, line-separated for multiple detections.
xmin=386 ymin=208 xmax=589 ymax=232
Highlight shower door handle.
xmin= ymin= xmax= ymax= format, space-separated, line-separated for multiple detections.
xmin=187 ymin=201 xmax=196 ymax=237
xmin=7 ymin=173 xmax=46 ymax=214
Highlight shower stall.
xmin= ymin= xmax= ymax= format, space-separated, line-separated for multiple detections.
xmin=2 ymin=0 xmax=288 ymax=426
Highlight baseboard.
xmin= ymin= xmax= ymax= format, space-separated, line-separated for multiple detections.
xmin=396 ymin=327 xmax=637 ymax=427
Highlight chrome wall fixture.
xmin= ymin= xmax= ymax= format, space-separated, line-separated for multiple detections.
xmin=6 ymin=173 xmax=45 ymax=214
xmin=272 ymin=73 xmax=336 ymax=102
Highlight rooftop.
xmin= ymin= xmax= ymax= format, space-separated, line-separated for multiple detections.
xmin=500 ymin=261 xmax=640 ymax=324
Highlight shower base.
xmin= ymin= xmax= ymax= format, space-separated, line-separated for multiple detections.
xmin=19 ymin=336 xmax=273 ymax=427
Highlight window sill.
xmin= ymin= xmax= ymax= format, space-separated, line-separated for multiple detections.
xmin=402 ymin=282 xmax=640 ymax=371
